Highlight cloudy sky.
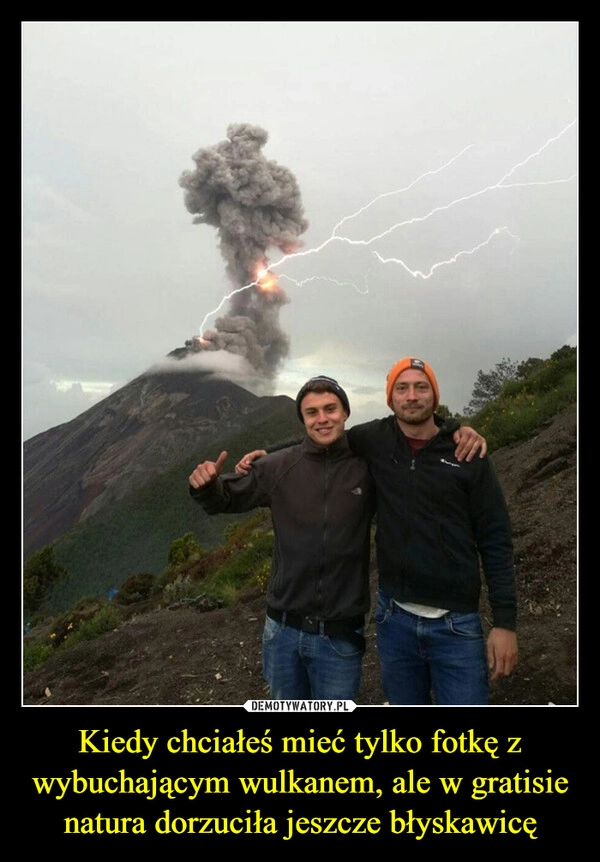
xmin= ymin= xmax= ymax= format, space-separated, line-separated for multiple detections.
xmin=22 ymin=21 xmax=578 ymax=441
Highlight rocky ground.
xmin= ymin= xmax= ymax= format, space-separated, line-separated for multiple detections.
xmin=22 ymin=405 xmax=577 ymax=707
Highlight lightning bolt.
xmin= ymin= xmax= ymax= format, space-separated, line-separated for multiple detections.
xmin=373 ymin=227 xmax=521 ymax=280
xmin=331 ymin=143 xmax=475 ymax=237
xmin=279 ymin=274 xmax=370 ymax=295
xmin=198 ymin=119 xmax=576 ymax=335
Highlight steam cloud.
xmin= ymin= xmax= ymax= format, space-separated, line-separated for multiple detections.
xmin=179 ymin=123 xmax=308 ymax=380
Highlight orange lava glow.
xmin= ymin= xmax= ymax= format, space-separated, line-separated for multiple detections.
xmin=255 ymin=267 xmax=279 ymax=293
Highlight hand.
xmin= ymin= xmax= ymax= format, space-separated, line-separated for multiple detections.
xmin=189 ymin=451 xmax=228 ymax=489
xmin=235 ymin=449 xmax=267 ymax=475
xmin=487 ymin=627 xmax=518 ymax=681
xmin=453 ymin=426 xmax=487 ymax=462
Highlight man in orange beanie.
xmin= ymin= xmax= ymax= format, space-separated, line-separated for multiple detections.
xmin=348 ymin=356 xmax=517 ymax=705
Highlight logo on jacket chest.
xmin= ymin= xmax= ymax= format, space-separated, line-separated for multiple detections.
xmin=440 ymin=458 xmax=460 ymax=469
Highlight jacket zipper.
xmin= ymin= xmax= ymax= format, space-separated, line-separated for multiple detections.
xmin=317 ymin=448 xmax=330 ymax=615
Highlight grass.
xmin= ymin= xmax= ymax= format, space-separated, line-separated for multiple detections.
xmin=23 ymin=641 xmax=54 ymax=672
xmin=201 ymin=531 xmax=274 ymax=604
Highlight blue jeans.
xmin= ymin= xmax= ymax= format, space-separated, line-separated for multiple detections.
xmin=375 ymin=592 xmax=489 ymax=705
xmin=262 ymin=613 xmax=364 ymax=700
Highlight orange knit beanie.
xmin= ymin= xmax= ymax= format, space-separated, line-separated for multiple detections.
xmin=385 ymin=357 xmax=440 ymax=410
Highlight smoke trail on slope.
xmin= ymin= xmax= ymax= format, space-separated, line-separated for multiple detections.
xmin=179 ymin=123 xmax=308 ymax=380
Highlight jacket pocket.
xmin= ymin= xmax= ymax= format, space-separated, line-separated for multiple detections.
xmin=445 ymin=612 xmax=483 ymax=638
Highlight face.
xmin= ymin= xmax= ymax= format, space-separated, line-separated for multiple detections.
xmin=391 ymin=369 xmax=435 ymax=426
xmin=300 ymin=391 xmax=348 ymax=447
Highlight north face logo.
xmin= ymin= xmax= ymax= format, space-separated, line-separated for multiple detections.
xmin=351 ymin=487 xmax=363 ymax=495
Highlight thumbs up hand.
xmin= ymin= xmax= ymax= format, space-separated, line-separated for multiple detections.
xmin=189 ymin=451 xmax=228 ymax=489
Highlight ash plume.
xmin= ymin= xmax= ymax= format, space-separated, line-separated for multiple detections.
xmin=179 ymin=123 xmax=308 ymax=380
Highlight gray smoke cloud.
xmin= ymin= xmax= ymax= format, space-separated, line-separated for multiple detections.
xmin=179 ymin=123 xmax=308 ymax=379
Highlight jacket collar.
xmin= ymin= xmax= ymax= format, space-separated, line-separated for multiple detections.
xmin=387 ymin=412 xmax=457 ymax=462
xmin=301 ymin=432 xmax=351 ymax=458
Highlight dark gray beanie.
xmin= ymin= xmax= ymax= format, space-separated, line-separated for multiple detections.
xmin=295 ymin=375 xmax=351 ymax=422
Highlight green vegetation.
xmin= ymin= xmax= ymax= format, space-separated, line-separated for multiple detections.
xmin=159 ymin=512 xmax=274 ymax=606
xmin=201 ymin=530 xmax=273 ymax=604
xmin=461 ymin=346 xmax=576 ymax=451
xmin=23 ymin=596 xmax=126 ymax=672
xmin=23 ymin=546 xmax=69 ymax=617
xmin=114 ymin=573 xmax=157 ymax=605
xmin=23 ymin=641 xmax=53 ymax=672
xmin=463 ymin=357 xmax=523 ymax=416
xmin=62 ymin=603 xmax=125 ymax=647
xmin=166 ymin=532 xmax=205 ymax=571
xmin=23 ymin=510 xmax=274 ymax=671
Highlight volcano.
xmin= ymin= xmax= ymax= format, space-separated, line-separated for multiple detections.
xmin=23 ymin=363 xmax=299 ymax=560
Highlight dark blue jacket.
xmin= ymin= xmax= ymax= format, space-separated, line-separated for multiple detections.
xmin=347 ymin=416 xmax=516 ymax=629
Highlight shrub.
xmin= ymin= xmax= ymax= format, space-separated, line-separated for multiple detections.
xmin=24 ymin=546 xmax=69 ymax=616
xmin=49 ymin=597 xmax=105 ymax=647
xmin=64 ymin=604 xmax=125 ymax=647
xmin=23 ymin=641 xmax=53 ymax=672
xmin=167 ymin=533 xmax=205 ymax=570
xmin=114 ymin=573 xmax=157 ymax=605
xmin=163 ymin=574 xmax=204 ymax=604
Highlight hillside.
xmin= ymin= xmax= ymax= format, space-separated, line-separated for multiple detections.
xmin=23 ymin=403 xmax=577 ymax=707
xmin=23 ymin=367 xmax=301 ymax=611
xmin=24 ymin=367 xmax=299 ymax=556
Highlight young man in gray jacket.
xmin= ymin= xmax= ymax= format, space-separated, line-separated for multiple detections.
xmin=189 ymin=376 xmax=375 ymax=701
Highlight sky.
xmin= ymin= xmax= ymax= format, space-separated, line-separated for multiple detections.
xmin=22 ymin=21 xmax=578 ymax=441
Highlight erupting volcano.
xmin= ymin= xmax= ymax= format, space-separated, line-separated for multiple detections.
xmin=178 ymin=123 xmax=308 ymax=381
